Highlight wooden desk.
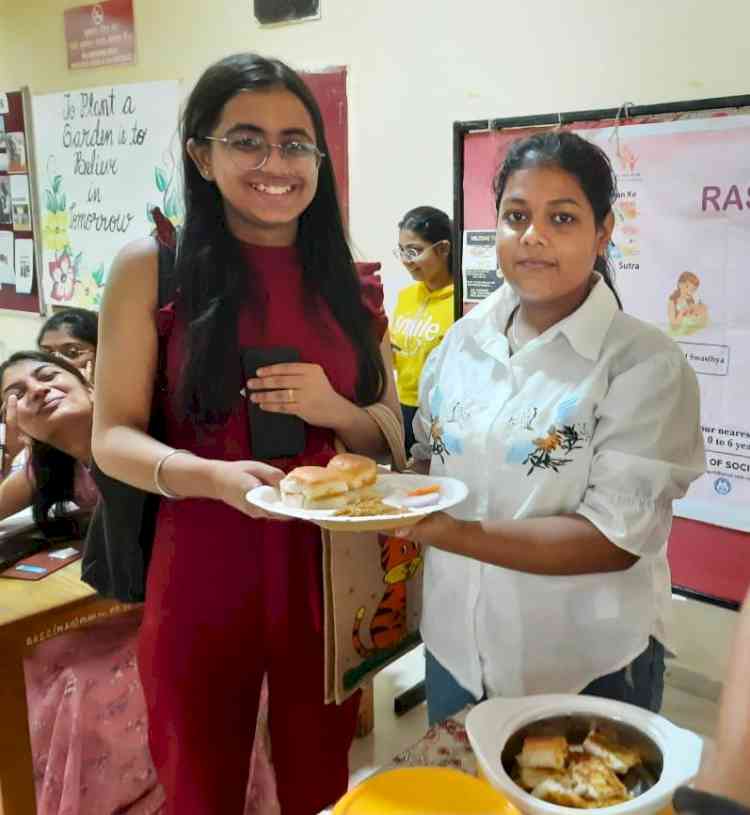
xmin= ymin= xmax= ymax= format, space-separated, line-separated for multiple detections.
xmin=0 ymin=559 xmax=133 ymax=815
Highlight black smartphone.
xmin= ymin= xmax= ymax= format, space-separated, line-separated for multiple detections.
xmin=240 ymin=346 xmax=306 ymax=460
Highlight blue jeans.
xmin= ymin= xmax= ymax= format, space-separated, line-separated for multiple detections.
xmin=425 ymin=638 xmax=666 ymax=727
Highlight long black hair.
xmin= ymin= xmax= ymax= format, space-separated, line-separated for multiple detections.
xmin=492 ymin=131 xmax=623 ymax=308
xmin=398 ymin=206 xmax=454 ymax=279
xmin=177 ymin=53 xmax=385 ymax=423
xmin=0 ymin=351 xmax=90 ymax=535
xmin=36 ymin=307 xmax=98 ymax=348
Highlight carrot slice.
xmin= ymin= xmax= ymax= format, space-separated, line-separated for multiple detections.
xmin=407 ymin=485 xmax=440 ymax=497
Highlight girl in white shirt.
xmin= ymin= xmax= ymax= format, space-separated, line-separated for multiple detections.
xmin=401 ymin=131 xmax=705 ymax=725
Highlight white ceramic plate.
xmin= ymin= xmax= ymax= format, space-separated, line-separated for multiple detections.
xmin=245 ymin=473 xmax=468 ymax=532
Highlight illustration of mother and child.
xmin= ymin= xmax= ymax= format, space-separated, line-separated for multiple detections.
xmin=667 ymin=271 xmax=709 ymax=336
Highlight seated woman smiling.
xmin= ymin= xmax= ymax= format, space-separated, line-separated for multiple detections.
xmin=0 ymin=350 xmax=97 ymax=525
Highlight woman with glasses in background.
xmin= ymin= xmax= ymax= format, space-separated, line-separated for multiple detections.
xmin=37 ymin=307 xmax=98 ymax=377
xmin=391 ymin=206 xmax=454 ymax=455
xmin=92 ymin=53 xmax=400 ymax=815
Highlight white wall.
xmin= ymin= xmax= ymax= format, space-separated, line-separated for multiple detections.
xmin=0 ymin=2 xmax=9 ymax=84
xmin=0 ymin=313 xmax=43 ymax=360
xmin=0 ymin=0 xmax=745 ymax=684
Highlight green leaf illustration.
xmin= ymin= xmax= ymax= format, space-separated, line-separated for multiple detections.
xmin=92 ymin=263 xmax=105 ymax=287
xmin=59 ymin=193 xmax=67 ymax=212
xmin=164 ymin=189 xmax=179 ymax=219
xmin=155 ymin=167 xmax=168 ymax=192
xmin=45 ymin=190 xmax=55 ymax=213
xmin=53 ymin=175 xmax=63 ymax=194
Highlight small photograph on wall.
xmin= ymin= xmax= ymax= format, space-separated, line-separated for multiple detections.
xmin=6 ymin=132 xmax=27 ymax=174
xmin=0 ymin=176 xmax=11 ymax=224
xmin=254 ymin=0 xmax=320 ymax=26
xmin=10 ymin=174 xmax=32 ymax=231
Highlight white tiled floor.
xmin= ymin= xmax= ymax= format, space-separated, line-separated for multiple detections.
xmin=345 ymin=645 xmax=721 ymax=795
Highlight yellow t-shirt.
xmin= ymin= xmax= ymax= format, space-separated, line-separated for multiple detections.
xmin=391 ymin=281 xmax=454 ymax=407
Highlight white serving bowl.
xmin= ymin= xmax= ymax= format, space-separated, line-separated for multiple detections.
xmin=466 ymin=694 xmax=703 ymax=815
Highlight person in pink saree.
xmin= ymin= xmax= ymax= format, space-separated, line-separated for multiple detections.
xmin=25 ymin=621 xmax=279 ymax=815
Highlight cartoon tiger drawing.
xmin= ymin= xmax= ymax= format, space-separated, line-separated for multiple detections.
xmin=352 ymin=535 xmax=423 ymax=659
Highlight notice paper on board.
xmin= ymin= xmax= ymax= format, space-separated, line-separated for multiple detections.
xmin=14 ymin=238 xmax=34 ymax=294
xmin=462 ymin=230 xmax=501 ymax=303
xmin=0 ymin=231 xmax=13 ymax=285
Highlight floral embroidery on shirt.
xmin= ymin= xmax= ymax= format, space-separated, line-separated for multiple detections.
xmin=427 ymin=387 xmax=465 ymax=463
xmin=523 ymin=424 xmax=584 ymax=475
xmin=429 ymin=416 xmax=464 ymax=463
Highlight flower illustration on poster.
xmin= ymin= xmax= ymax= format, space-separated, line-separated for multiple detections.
xmin=41 ymin=158 xmax=183 ymax=309
xmin=43 ymin=171 xmax=85 ymax=305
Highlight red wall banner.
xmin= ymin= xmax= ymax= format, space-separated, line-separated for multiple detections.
xmin=64 ymin=0 xmax=136 ymax=71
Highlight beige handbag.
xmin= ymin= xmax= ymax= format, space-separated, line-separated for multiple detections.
xmin=322 ymin=403 xmax=423 ymax=704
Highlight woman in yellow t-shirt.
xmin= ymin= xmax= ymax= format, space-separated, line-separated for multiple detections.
xmin=392 ymin=206 xmax=454 ymax=454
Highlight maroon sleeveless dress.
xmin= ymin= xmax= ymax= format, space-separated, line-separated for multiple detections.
xmin=137 ymin=243 xmax=387 ymax=815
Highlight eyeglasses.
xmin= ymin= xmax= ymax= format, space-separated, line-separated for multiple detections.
xmin=202 ymin=134 xmax=325 ymax=172
xmin=39 ymin=343 xmax=94 ymax=362
xmin=392 ymin=241 xmax=445 ymax=263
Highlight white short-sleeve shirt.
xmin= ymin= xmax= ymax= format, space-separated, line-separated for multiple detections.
xmin=413 ymin=277 xmax=705 ymax=699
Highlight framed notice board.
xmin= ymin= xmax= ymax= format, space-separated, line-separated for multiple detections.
xmin=0 ymin=87 xmax=43 ymax=314
xmin=453 ymin=93 xmax=750 ymax=609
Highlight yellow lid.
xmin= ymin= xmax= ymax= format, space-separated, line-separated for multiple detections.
xmin=334 ymin=767 xmax=516 ymax=815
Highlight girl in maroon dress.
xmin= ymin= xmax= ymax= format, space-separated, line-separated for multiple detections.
xmin=93 ymin=54 xmax=401 ymax=815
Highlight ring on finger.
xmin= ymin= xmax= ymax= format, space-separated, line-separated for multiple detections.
xmin=288 ymin=388 xmax=295 ymax=402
